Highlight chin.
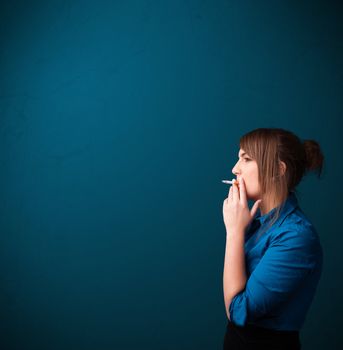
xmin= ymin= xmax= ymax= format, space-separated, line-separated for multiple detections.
xmin=247 ymin=192 xmax=259 ymax=201
xmin=246 ymin=193 xmax=253 ymax=201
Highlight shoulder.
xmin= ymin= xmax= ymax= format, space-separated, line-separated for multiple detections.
xmin=270 ymin=209 xmax=323 ymax=266
xmin=272 ymin=208 xmax=319 ymax=242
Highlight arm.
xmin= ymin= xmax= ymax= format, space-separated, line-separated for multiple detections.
xmin=223 ymin=231 xmax=247 ymax=320
xmin=228 ymin=226 xmax=321 ymax=326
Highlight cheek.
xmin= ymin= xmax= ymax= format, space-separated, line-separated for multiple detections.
xmin=244 ymin=182 xmax=260 ymax=201
xmin=243 ymin=167 xmax=260 ymax=196
xmin=245 ymin=180 xmax=259 ymax=193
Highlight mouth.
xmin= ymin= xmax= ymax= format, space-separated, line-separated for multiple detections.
xmin=232 ymin=178 xmax=240 ymax=187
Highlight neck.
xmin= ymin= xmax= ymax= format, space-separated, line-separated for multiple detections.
xmin=259 ymin=192 xmax=291 ymax=216
xmin=259 ymin=197 xmax=279 ymax=216
xmin=259 ymin=204 xmax=271 ymax=216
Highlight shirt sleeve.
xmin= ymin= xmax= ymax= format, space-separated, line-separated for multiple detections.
xmin=228 ymin=226 xmax=320 ymax=326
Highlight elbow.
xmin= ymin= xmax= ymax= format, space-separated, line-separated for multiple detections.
xmin=225 ymin=291 xmax=250 ymax=327
xmin=225 ymin=289 xmax=243 ymax=306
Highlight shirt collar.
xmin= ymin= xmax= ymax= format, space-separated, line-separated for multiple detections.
xmin=253 ymin=191 xmax=299 ymax=227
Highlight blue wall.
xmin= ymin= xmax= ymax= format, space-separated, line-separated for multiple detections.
xmin=1 ymin=1 xmax=342 ymax=349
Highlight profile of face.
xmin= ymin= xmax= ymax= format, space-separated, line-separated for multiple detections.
xmin=232 ymin=149 xmax=261 ymax=201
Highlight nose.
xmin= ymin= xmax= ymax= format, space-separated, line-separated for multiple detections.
xmin=232 ymin=161 xmax=240 ymax=177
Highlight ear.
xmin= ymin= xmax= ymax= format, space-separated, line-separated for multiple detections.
xmin=279 ymin=160 xmax=286 ymax=176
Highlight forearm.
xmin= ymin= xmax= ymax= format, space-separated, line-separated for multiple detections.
xmin=223 ymin=231 xmax=247 ymax=319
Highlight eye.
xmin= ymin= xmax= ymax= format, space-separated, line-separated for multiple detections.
xmin=242 ymin=158 xmax=250 ymax=162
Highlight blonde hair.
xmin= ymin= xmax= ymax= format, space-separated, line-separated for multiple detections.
xmin=239 ymin=128 xmax=324 ymax=237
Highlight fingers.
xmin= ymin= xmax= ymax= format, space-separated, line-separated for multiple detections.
xmin=250 ymin=200 xmax=262 ymax=218
xmin=232 ymin=181 xmax=239 ymax=202
xmin=228 ymin=184 xmax=233 ymax=201
xmin=239 ymin=178 xmax=247 ymax=205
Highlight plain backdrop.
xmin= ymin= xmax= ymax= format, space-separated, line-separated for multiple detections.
xmin=0 ymin=1 xmax=342 ymax=349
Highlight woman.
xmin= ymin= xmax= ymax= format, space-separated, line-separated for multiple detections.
xmin=222 ymin=128 xmax=324 ymax=350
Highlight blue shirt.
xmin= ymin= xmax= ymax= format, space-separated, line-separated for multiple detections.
xmin=228 ymin=191 xmax=323 ymax=331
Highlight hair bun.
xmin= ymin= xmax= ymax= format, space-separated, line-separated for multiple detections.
xmin=303 ymin=139 xmax=324 ymax=177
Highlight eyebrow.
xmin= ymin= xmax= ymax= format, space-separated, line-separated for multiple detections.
xmin=238 ymin=152 xmax=247 ymax=157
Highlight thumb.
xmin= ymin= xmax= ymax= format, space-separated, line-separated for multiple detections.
xmin=250 ymin=199 xmax=262 ymax=219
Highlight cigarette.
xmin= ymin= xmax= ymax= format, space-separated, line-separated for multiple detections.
xmin=222 ymin=179 xmax=239 ymax=185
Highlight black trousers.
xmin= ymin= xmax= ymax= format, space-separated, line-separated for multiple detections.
xmin=223 ymin=320 xmax=301 ymax=350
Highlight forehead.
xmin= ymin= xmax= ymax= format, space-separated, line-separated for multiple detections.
xmin=238 ymin=149 xmax=247 ymax=156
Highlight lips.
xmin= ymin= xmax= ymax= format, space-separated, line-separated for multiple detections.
xmin=232 ymin=178 xmax=240 ymax=187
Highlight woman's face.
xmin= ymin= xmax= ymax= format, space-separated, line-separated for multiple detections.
xmin=231 ymin=149 xmax=261 ymax=201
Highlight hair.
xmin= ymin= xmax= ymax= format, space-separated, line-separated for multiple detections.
xmin=239 ymin=128 xmax=325 ymax=238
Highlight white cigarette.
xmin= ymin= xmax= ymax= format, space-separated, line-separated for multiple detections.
xmin=221 ymin=179 xmax=238 ymax=184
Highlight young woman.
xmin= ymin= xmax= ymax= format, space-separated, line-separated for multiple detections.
xmin=222 ymin=128 xmax=324 ymax=350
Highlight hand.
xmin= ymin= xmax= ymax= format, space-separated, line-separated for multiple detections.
xmin=222 ymin=178 xmax=262 ymax=235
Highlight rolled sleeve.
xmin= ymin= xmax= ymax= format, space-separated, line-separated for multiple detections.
xmin=228 ymin=226 xmax=318 ymax=326
xmin=229 ymin=283 xmax=261 ymax=326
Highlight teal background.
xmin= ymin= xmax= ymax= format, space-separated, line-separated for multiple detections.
xmin=0 ymin=1 xmax=342 ymax=349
